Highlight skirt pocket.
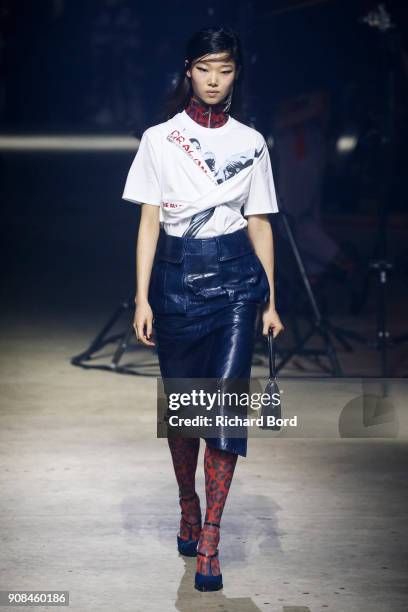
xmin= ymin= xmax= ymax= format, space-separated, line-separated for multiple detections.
xmin=220 ymin=252 xmax=270 ymax=304
xmin=149 ymin=254 xmax=187 ymax=315
xmin=183 ymin=255 xmax=228 ymax=300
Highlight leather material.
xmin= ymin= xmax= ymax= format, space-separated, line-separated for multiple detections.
xmin=154 ymin=302 xmax=258 ymax=456
xmin=151 ymin=227 xmax=270 ymax=457
xmin=149 ymin=227 xmax=270 ymax=316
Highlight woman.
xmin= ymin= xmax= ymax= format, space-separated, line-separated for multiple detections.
xmin=122 ymin=26 xmax=284 ymax=592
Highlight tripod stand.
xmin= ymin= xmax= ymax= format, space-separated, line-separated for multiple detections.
xmin=355 ymin=4 xmax=407 ymax=377
xmin=70 ymin=291 xmax=159 ymax=376
xmin=258 ymin=202 xmax=371 ymax=376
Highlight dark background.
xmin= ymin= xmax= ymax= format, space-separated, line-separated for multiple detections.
xmin=1 ymin=0 xmax=408 ymax=135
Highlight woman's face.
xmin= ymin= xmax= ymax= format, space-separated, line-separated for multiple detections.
xmin=186 ymin=51 xmax=237 ymax=106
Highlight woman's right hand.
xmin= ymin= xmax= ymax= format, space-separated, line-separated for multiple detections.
xmin=133 ymin=298 xmax=156 ymax=347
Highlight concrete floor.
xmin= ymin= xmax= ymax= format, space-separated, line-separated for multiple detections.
xmin=1 ymin=306 xmax=407 ymax=612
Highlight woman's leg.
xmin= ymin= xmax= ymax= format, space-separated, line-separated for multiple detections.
xmin=197 ymin=444 xmax=238 ymax=575
xmin=155 ymin=316 xmax=215 ymax=544
xmin=197 ymin=301 xmax=257 ymax=577
xmin=167 ymin=437 xmax=201 ymax=541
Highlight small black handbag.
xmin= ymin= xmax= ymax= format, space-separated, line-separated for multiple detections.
xmin=259 ymin=329 xmax=282 ymax=430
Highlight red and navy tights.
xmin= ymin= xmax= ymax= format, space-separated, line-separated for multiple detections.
xmin=167 ymin=437 xmax=238 ymax=576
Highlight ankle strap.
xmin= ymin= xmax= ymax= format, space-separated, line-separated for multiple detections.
xmin=204 ymin=521 xmax=220 ymax=528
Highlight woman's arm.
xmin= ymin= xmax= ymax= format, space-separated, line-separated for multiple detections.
xmin=247 ymin=214 xmax=284 ymax=338
xmin=133 ymin=203 xmax=161 ymax=347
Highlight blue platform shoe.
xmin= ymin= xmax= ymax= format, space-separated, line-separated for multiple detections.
xmin=177 ymin=494 xmax=202 ymax=557
xmin=194 ymin=521 xmax=223 ymax=592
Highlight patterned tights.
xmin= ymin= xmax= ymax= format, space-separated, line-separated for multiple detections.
xmin=167 ymin=437 xmax=238 ymax=576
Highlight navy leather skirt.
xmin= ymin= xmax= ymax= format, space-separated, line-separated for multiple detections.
xmin=150 ymin=226 xmax=270 ymax=457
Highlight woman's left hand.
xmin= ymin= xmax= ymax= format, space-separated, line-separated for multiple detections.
xmin=262 ymin=306 xmax=285 ymax=338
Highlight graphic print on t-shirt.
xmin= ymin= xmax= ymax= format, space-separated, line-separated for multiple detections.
xmin=187 ymin=137 xmax=217 ymax=176
xmin=182 ymin=136 xmax=266 ymax=237
xmin=122 ymin=110 xmax=279 ymax=237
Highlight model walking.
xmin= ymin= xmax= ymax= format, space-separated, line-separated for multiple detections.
xmin=122 ymin=26 xmax=284 ymax=592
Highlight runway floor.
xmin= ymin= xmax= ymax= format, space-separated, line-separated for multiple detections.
xmin=1 ymin=305 xmax=407 ymax=612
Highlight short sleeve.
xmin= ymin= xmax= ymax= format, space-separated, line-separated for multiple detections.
xmin=243 ymin=135 xmax=279 ymax=216
xmin=122 ymin=129 xmax=162 ymax=206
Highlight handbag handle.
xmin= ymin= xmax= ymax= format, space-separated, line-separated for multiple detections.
xmin=267 ymin=328 xmax=276 ymax=380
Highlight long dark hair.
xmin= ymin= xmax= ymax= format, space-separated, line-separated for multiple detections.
xmin=159 ymin=26 xmax=245 ymax=123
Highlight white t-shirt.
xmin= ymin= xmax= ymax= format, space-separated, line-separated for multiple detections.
xmin=122 ymin=109 xmax=279 ymax=237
